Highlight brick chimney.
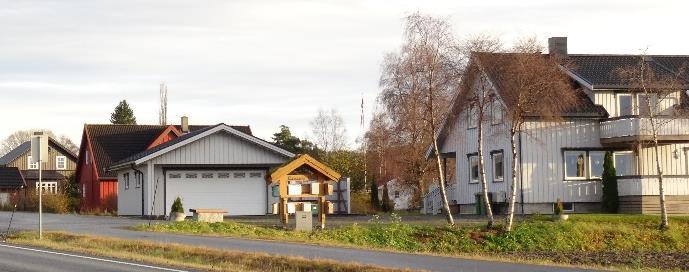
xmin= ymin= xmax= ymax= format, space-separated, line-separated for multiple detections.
xmin=548 ymin=37 xmax=568 ymax=57
xmin=181 ymin=116 xmax=189 ymax=133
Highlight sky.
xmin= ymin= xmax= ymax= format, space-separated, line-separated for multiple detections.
xmin=1 ymin=0 xmax=687 ymax=148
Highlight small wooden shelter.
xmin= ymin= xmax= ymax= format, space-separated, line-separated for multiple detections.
xmin=269 ymin=154 xmax=341 ymax=228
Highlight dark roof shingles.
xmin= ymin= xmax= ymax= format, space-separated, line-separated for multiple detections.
xmin=0 ymin=167 xmax=25 ymax=189
xmin=567 ymin=55 xmax=689 ymax=89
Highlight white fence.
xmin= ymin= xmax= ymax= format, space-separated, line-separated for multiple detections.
xmin=600 ymin=117 xmax=689 ymax=139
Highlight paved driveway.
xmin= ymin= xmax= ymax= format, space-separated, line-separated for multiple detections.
xmin=0 ymin=211 xmax=597 ymax=272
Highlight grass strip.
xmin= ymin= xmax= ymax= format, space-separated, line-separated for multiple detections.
xmin=7 ymin=231 xmax=410 ymax=272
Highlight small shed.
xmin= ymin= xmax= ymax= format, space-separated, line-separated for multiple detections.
xmin=269 ymin=154 xmax=341 ymax=228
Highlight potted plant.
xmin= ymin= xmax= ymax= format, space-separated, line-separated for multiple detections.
xmin=170 ymin=196 xmax=186 ymax=222
xmin=553 ymin=198 xmax=568 ymax=221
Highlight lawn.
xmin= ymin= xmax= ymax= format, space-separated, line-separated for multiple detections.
xmin=6 ymin=231 xmax=407 ymax=272
xmin=135 ymin=214 xmax=689 ymax=271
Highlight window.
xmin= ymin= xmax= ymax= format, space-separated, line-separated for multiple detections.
xmin=124 ymin=173 xmax=130 ymax=190
xmin=492 ymin=151 xmax=504 ymax=182
xmin=491 ymin=101 xmax=503 ymax=125
xmin=36 ymin=181 xmax=57 ymax=194
xmin=135 ymin=172 xmax=142 ymax=188
xmin=637 ymin=93 xmax=657 ymax=116
xmin=614 ymin=151 xmax=635 ymax=176
xmin=394 ymin=191 xmax=400 ymax=199
xmin=468 ymin=155 xmax=479 ymax=184
xmin=169 ymin=173 xmax=181 ymax=179
xmin=28 ymin=156 xmax=38 ymax=169
xmin=589 ymin=151 xmax=605 ymax=179
xmin=553 ymin=202 xmax=574 ymax=212
xmin=564 ymin=151 xmax=587 ymax=179
xmin=233 ymin=172 xmax=246 ymax=178
xmin=218 ymin=173 xmax=230 ymax=179
xmin=249 ymin=172 xmax=262 ymax=178
xmin=467 ymin=106 xmax=478 ymax=129
xmin=85 ymin=150 xmax=89 ymax=165
xmin=185 ymin=173 xmax=197 ymax=179
xmin=56 ymin=156 xmax=67 ymax=170
xmin=618 ymin=94 xmax=633 ymax=116
xmin=202 ymin=173 xmax=214 ymax=179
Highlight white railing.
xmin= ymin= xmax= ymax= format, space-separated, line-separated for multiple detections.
xmin=600 ymin=117 xmax=689 ymax=139
xmin=423 ymin=182 xmax=457 ymax=214
xmin=617 ymin=176 xmax=689 ymax=196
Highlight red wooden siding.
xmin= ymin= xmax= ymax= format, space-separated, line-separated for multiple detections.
xmin=77 ymin=127 xmax=117 ymax=212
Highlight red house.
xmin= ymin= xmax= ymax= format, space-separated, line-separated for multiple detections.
xmin=75 ymin=118 xmax=251 ymax=212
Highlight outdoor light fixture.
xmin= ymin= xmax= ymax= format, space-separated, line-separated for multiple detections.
xmin=673 ymin=149 xmax=680 ymax=159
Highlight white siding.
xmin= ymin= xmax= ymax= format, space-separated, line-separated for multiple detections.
xmin=594 ymin=91 xmax=616 ymax=116
xmin=150 ymin=132 xmax=287 ymax=165
xmin=618 ymin=177 xmax=689 ymax=196
xmin=638 ymin=143 xmax=689 ymax=176
xmin=117 ymin=165 xmax=147 ymax=216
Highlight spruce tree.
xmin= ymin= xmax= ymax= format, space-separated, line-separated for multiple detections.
xmin=110 ymin=100 xmax=137 ymax=124
xmin=601 ymin=151 xmax=619 ymax=213
xmin=370 ymin=179 xmax=379 ymax=211
xmin=381 ymin=184 xmax=392 ymax=212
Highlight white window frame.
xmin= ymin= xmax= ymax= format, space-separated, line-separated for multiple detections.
xmin=36 ymin=181 xmax=58 ymax=194
xmin=135 ymin=172 xmax=142 ymax=188
xmin=491 ymin=151 xmax=504 ymax=182
xmin=617 ymin=93 xmax=634 ymax=116
xmin=28 ymin=156 xmax=38 ymax=169
xmin=491 ymin=100 xmax=503 ymax=125
xmin=637 ymin=93 xmax=658 ymax=116
xmin=564 ymin=150 xmax=587 ymax=180
xmin=124 ymin=172 xmax=130 ymax=190
xmin=56 ymin=156 xmax=67 ymax=170
xmin=613 ymin=151 xmax=636 ymax=176
xmin=588 ymin=151 xmax=606 ymax=179
xmin=85 ymin=150 xmax=89 ymax=165
xmin=468 ymin=155 xmax=479 ymax=184
xmin=467 ymin=106 xmax=478 ymax=129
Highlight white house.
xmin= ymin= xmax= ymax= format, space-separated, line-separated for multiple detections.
xmin=109 ymin=123 xmax=295 ymax=216
xmin=427 ymin=37 xmax=689 ymax=215
xmin=378 ymin=179 xmax=416 ymax=210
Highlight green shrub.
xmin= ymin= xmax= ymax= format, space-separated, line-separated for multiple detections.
xmin=601 ymin=151 xmax=619 ymax=213
xmin=171 ymin=197 xmax=184 ymax=213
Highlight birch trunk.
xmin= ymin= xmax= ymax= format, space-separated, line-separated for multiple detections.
xmin=432 ymin=138 xmax=455 ymax=225
xmin=649 ymin=116 xmax=669 ymax=229
xmin=477 ymin=116 xmax=494 ymax=227
xmin=506 ymin=128 xmax=519 ymax=231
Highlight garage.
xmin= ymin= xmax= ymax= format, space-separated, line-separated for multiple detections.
xmin=166 ymin=169 xmax=267 ymax=216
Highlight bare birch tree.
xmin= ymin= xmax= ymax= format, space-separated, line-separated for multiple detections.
xmin=0 ymin=129 xmax=79 ymax=156
xmin=159 ymin=83 xmax=168 ymax=125
xmin=616 ymin=53 xmax=689 ymax=230
xmin=310 ymin=108 xmax=348 ymax=152
xmin=379 ymin=13 xmax=460 ymax=224
xmin=476 ymin=38 xmax=578 ymax=231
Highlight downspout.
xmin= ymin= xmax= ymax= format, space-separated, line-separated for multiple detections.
xmin=518 ymin=127 xmax=525 ymax=215
xmin=131 ymin=164 xmax=145 ymax=216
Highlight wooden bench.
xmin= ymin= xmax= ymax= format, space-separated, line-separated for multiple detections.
xmin=189 ymin=208 xmax=226 ymax=223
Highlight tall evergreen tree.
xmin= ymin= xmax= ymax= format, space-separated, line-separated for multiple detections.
xmin=110 ymin=100 xmax=137 ymax=124
xmin=381 ymin=184 xmax=392 ymax=212
xmin=601 ymin=151 xmax=619 ymax=213
xmin=370 ymin=179 xmax=380 ymax=210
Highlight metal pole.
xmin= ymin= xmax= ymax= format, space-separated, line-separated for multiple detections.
xmin=38 ymin=159 xmax=42 ymax=240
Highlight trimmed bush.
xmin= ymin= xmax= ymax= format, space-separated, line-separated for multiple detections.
xmin=601 ymin=151 xmax=619 ymax=213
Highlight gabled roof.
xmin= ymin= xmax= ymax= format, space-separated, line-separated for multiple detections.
xmin=84 ymin=124 xmax=252 ymax=178
xmin=565 ymin=54 xmax=689 ymax=89
xmin=0 ymin=138 xmax=78 ymax=166
xmin=109 ymin=123 xmax=294 ymax=169
xmin=0 ymin=167 xmax=26 ymax=189
xmin=269 ymin=154 xmax=341 ymax=183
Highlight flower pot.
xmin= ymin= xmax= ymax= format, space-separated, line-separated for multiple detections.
xmin=170 ymin=212 xmax=186 ymax=222
xmin=553 ymin=214 xmax=569 ymax=221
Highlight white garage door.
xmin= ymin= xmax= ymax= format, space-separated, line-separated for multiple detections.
xmin=166 ymin=170 xmax=267 ymax=216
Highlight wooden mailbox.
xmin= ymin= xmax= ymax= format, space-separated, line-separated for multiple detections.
xmin=268 ymin=154 xmax=341 ymax=229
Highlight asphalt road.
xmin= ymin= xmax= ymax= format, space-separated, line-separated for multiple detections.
xmin=0 ymin=243 xmax=188 ymax=272
xmin=0 ymin=211 xmax=598 ymax=272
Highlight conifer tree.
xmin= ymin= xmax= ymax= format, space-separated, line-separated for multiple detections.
xmin=370 ymin=179 xmax=380 ymax=211
xmin=601 ymin=151 xmax=619 ymax=213
xmin=110 ymin=100 xmax=137 ymax=124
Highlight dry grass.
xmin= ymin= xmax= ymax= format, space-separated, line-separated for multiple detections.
xmin=7 ymin=231 xmax=410 ymax=272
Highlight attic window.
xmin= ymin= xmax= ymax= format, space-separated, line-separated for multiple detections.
xmin=169 ymin=173 xmax=181 ymax=179
xmin=249 ymin=172 xmax=262 ymax=178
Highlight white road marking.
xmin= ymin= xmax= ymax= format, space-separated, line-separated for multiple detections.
xmin=0 ymin=243 xmax=189 ymax=272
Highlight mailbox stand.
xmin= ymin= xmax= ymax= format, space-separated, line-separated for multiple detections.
xmin=269 ymin=154 xmax=341 ymax=229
